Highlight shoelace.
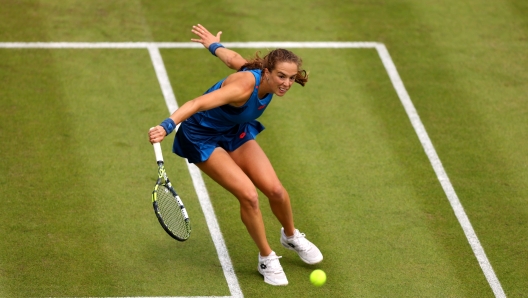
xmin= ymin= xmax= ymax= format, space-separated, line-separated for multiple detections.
xmin=289 ymin=232 xmax=312 ymax=251
xmin=261 ymin=255 xmax=283 ymax=272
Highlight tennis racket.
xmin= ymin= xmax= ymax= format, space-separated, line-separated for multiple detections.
xmin=151 ymin=140 xmax=191 ymax=241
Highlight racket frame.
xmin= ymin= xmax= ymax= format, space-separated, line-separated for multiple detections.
xmin=151 ymin=142 xmax=191 ymax=241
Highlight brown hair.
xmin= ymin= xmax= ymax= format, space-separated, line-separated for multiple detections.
xmin=240 ymin=49 xmax=308 ymax=86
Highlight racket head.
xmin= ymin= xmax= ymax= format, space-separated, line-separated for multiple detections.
xmin=152 ymin=183 xmax=191 ymax=241
xmin=150 ymin=140 xmax=191 ymax=241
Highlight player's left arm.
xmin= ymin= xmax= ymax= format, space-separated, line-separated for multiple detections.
xmin=190 ymin=24 xmax=247 ymax=71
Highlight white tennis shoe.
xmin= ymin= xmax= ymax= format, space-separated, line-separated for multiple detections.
xmin=258 ymin=251 xmax=288 ymax=286
xmin=280 ymin=228 xmax=323 ymax=265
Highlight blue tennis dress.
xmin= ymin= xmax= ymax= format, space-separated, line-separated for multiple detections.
xmin=173 ymin=69 xmax=273 ymax=163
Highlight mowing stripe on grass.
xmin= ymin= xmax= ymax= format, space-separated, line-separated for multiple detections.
xmin=0 ymin=42 xmax=504 ymax=297
xmin=375 ymin=44 xmax=506 ymax=298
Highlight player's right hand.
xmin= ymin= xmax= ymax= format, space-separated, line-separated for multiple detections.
xmin=149 ymin=126 xmax=166 ymax=144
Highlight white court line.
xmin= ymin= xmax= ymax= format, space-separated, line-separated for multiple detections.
xmin=0 ymin=41 xmax=505 ymax=298
xmin=374 ymin=44 xmax=505 ymax=298
xmin=148 ymin=45 xmax=243 ymax=298
xmin=0 ymin=41 xmax=379 ymax=49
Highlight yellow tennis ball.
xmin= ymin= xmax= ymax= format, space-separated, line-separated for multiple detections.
xmin=310 ymin=269 xmax=326 ymax=286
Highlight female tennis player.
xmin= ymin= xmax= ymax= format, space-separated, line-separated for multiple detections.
xmin=149 ymin=24 xmax=323 ymax=286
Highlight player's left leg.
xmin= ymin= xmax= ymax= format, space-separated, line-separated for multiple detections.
xmin=228 ymin=140 xmax=295 ymax=235
xmin=229 ymin=140 xmax=323 ymax=264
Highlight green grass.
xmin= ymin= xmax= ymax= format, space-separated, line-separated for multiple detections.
xmin=0 ymin=49 xmax=229 ymax=297
xmin=1 ymin=0 xmax=527 ymax=297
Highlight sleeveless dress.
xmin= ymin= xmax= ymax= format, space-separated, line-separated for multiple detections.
xmin=173 ymin=69 xmax=273 ymax=163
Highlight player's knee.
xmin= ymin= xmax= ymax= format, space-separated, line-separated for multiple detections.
xmin=238 ymin=189 xmax=260 ymax=212
xmin=266 ymin=184 xmax=287 ymax=203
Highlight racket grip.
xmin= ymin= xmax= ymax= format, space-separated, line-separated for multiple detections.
xmin=150 ymin=127 xmax=164 ymax=162
xmin=153 ymin=142 xmax=164 ymax=162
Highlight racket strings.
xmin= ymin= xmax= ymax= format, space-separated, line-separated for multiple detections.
xmin=156 ymin=186 xmax=190 ymax=239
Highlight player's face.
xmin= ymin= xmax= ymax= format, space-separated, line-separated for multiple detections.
xmin=267 ymin=62 xmax=298 ymax=97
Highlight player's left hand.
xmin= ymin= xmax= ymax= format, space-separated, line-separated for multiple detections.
xmin=191 ymin=24 xmax=222 ymax=49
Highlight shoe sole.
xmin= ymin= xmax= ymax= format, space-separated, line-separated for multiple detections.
xmin=258 ymin=268 xmax=288 ymax=286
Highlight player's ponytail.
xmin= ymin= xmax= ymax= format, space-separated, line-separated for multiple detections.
xmin=240 ymin=49 xmax=308 ymax=86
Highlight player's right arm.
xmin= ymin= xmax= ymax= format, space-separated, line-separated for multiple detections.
xmin=148 ymin=71 xmax=254 ymax=143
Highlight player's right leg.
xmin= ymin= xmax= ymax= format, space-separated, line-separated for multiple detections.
xmin=195 ymin=147 xmax=288 ymax=286
xmin=228 ymin=140 xmax=323 ymax=265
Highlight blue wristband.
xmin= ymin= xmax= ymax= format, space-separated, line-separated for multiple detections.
xmin=208 ymin=42 xmax=225 ymax=56
xmin=159 ymin=118 xmax=176 ymax=135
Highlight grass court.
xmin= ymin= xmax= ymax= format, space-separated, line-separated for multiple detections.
xmin=0 ymin=0 xmax=527 ymax=297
